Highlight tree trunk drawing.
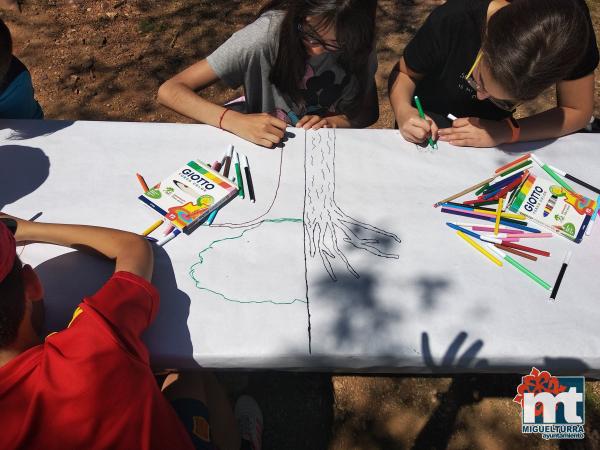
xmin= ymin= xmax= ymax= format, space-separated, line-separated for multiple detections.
xmin=304 ymin=129 xmax=401 ymax=281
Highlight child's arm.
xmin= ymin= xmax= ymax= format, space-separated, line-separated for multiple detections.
xmin=2 ymin=215 xmax=153 ymax=281
xmin=389 ymin=58 xmax=438 ymax=145
xmin=517 ymin=74 xmax=595 ymax=141
xmin=438 ymin=73 xmax=595 ymax=147
xmin=157 ymin=59 xmax=288 ymax=148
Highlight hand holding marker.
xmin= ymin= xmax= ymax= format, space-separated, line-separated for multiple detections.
xmin=414 ymin=96 xmax=437 ymax=150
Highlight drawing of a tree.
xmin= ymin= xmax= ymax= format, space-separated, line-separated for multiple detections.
xmin=304 ymin=129 xmax=401 ymax=281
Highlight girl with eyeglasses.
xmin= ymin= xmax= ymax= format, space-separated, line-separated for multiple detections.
xmin=158 ymin=0 xmax=378 ymax=148
xmin=389 ymin=0 xmax=598 ymax=148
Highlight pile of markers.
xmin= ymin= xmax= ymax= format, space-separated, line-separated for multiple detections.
xmin=208 ymin=144 xmax=256 ymax=213
xmin=434 ymin=153 xmax=600 ymax=300
xmin=136 ymin=144 xmax=256 ymax=247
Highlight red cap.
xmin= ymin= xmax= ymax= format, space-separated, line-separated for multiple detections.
xmin=0 ymin=219 xmax=17 ymax=283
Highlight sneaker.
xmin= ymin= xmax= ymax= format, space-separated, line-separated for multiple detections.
xmin=235 ymin=395 xmax=263 ymax=450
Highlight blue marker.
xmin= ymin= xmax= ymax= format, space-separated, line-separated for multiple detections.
xmin=440 ymin=208 xmax=541 ymax=233
xmin=206 ymin=209 xmax=219 ymax=226
xmin=482 ymin=170 xmax=527 ymax=195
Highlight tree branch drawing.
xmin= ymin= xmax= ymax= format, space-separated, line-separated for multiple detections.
xmin=304 ymin=129 xmax=401 ymax=281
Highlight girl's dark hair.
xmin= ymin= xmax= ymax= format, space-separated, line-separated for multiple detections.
xmin=259 ymin=0 xmax=377 ymax=118
xmin=0 ymin=18 xmax=12 ymax=83
xmin=0 ymin=257 xmax=25 ymax=348
xmin=482 ymin=0 xmax=592 ymax=101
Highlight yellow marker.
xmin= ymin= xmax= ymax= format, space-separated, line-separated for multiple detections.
xmin=494 ymin=198 xmax=504 ymax=235
xmin=142 ymin=219 xmax=163 ymax=236
xmin=456 ymin=231 xmax=503 ymax=266
xmin=499 ymin=211 xmax=526 ymax=220
xmin=470 ymin=207 xmax=525 ymax=220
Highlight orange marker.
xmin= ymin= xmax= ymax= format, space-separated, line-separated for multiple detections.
xmin=494 ymin=153 xmax=531 ymax=174
xmin=136 ymin=173 xmax=150 ymax=192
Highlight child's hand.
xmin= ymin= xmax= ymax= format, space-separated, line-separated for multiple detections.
xmin=438 ymin=117 xmax=511 ymax=148
xmin=297 ymin=115 xmax=332 ymax=130
xmin=398 ymin=109 xmax=438 ymax=145
xmin=224 ymin=112 xmax=287 ymax=148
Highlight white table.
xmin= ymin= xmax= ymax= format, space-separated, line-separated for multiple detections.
xmin=2 ymin=119 xmax=599 ymax=375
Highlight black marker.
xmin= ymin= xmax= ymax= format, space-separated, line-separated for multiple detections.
xmin=242 ymin=154 xmax=256 ymax=203
xmin=550 ymin=251 xmax=572 ymax=300
xmin=547 ymin=165 xmax=600 ymax=195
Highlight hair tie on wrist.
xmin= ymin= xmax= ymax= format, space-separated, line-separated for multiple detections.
xmin=219 ymin=109 xmax=230 ymax=130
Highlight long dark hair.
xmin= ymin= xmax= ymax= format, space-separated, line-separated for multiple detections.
xmin=259 ymin=0 xmax=377 ymax=117
xmin=482 ymin=0 xmax=592 ymax=101
xmin=0 ymin=19 xmax=13 ymax=83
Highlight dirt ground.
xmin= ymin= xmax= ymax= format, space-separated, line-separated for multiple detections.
xmin=2 ymin=1 xmax=600 ymax=449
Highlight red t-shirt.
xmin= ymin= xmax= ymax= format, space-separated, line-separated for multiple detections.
xmin=0 ymin=271 xmax=195 ymax=450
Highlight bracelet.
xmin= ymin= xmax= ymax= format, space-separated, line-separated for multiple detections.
xmin=218 ymin=108 xmax=230 ymax=130
xmin=504 ymin=116 xmax=520 ymax=143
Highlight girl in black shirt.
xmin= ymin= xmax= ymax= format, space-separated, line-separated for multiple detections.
xmin=389 ymin=0 xmax=599 ymax=148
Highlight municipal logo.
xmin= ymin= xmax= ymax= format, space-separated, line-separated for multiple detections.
xmin=514 ymin=367 xmax=585 ymax=440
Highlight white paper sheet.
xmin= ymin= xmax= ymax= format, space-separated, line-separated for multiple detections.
xmin=2 ymin=119 xmax=599 ymax=374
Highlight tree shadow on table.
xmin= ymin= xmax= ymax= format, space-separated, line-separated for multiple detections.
xmin=34 ymin=245 xmax=197 ymax=368
xmin=0 ymin=145 xmax=50 ymax=209
xmin=312 ymin=270 xmax=403 ymax=353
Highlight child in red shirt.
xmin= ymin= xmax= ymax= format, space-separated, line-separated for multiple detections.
xmin=0 ymin=215 xmax=246 ymax=450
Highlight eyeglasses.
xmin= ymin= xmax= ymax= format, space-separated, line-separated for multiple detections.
xmin=297 ymin=21 xmax=342 ymax=53
xmin=465 ymin=51 xmax=520 ymax=112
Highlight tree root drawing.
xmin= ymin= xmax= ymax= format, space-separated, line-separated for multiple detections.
xmin=304 ymin=129 xmax=401 ymax=281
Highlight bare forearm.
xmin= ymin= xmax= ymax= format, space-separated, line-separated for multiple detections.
xmin=157 ymin=78 xmax=287 ymax=147
xmin=390 ymin=70 xmax=418 ymax=122
xmin=14 ymin=221 xmax=153 ymax=280
xmin=517 ymin=106 xmax=591 ymax=142
xmin=157 ymin=81 xmax=226 ymax=128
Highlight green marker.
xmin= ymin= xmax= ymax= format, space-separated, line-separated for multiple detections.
xmin=234 ymin=151 xmax=245 ymax=199
xmin=414 ymin=96 xmax=437 ymax=150
xmin=530 ymin=154 xmax=574 ymax=192
xmin=475 ymin=183 xmax=490 ymax=196
xmin=487 ymin=244 xmax=551 ymax=290
xmin=497 ymin=159 xmax=532 ymax=178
